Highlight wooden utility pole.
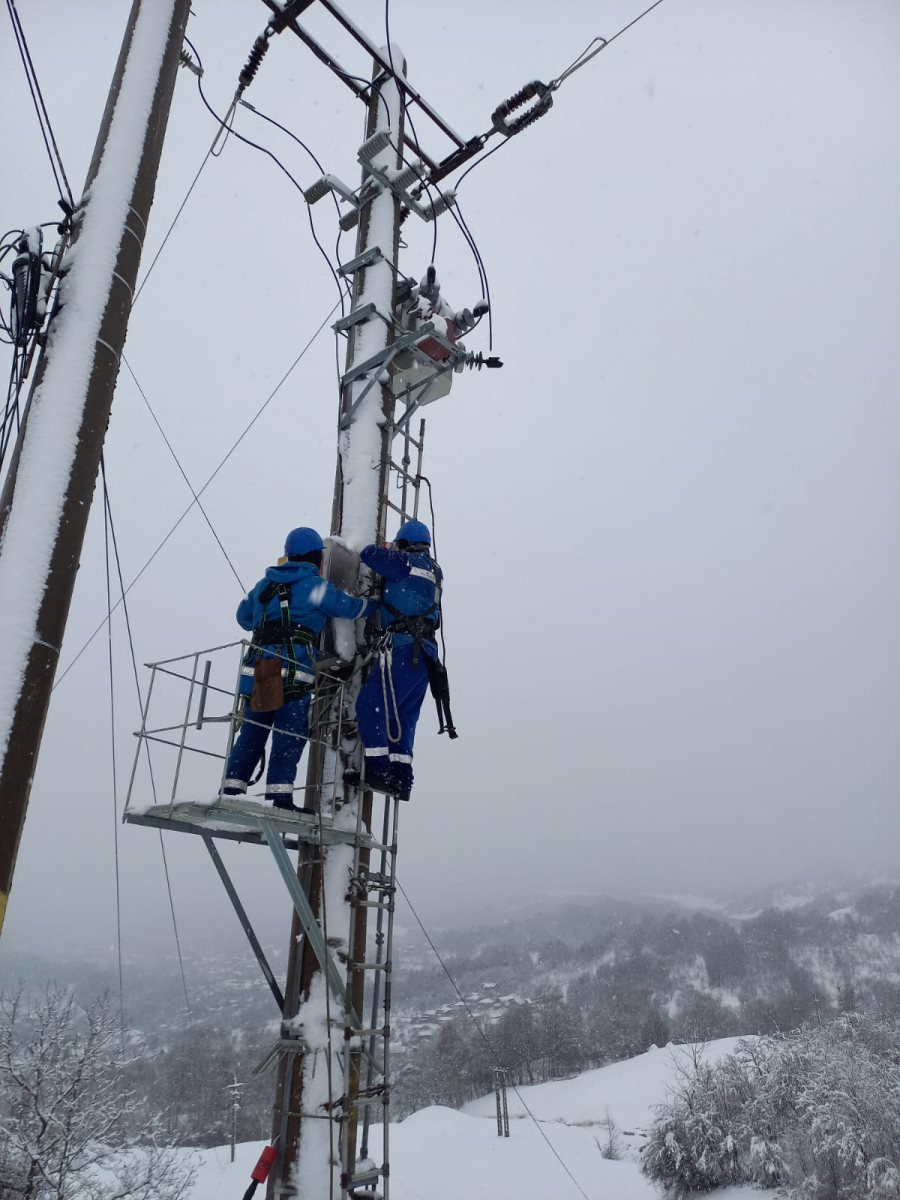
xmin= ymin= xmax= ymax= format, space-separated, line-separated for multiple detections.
xmin=269 ymin=53 xmax=407 ymax=1199
xmin=0 ymin=0 xmax=191 ymax=937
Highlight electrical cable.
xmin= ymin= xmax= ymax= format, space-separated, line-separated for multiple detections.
xmin=449 ymin=198 xmax=493 ymax=350
xmin=132 ymin=145 xmax=214 ymax=306
xmin=452 ymin=0 xmax=670 ymax=196
xmin=397 ymin=881 xmax=591 ymax=1200
xmin=237 ymin=101 xmax=328 ymax=179
xmin=159 ymin=827 xmax=192 ymax=1017
xmin=237 ymin=99 xmax=353 ymax=298
xmin=440 ymin=200 xmax=492 ymax=351
xmin=453 ymin=140 xmax=506 ymax=193
xmin=384 ymin=2 xmax=439 ymax=265
xmin=184 ymin=36 xmax=349 ymax=316
xmin=121 ymin=355 xmax=245 ymax=591
xmin=101 ymin=454 xmax=192 ymax=1019
xmin=52 ymin=295 xmax=343 ymax=690
xmin=101 ymin=462 xmax=125 ymax=1040
xmin=5 ymin=0 xmax=74 ymax=208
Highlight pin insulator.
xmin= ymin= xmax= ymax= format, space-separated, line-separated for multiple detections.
xmin=423 ymin=190 xmax=456 ymax=222
xmin=304 ymin=177 xmax=331 ymax=205
xmin=392 ymin=162 xmax=423 ymax=192
xmin=359 ymin=130 xmax=392 ymax=162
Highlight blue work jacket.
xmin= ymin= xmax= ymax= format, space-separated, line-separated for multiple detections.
xmin=360 ymin=544 xmax=442 ymax=658
xmin=237 ymin=561 xmax=373 ymax=691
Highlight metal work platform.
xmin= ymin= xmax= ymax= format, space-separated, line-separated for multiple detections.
xmin=122 ymin=634 xmax=401 ymax=1197
xmin=125 ymin=796 xmax=374 ymax=849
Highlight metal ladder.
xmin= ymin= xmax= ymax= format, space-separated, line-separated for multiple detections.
xmin=264 ymin=249 xmax=435 ymax=1198
xmin=338 ymin=792 xmax=400 ymax=1198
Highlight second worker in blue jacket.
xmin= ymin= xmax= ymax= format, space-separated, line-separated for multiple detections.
xmin=356 ymin=520 xmax=442 ymax=800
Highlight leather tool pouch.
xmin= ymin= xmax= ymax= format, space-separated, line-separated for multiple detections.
xmin=250 ymin=657 xmax=284 ymax=712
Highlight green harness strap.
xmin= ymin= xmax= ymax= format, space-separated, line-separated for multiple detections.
xmin=246 ymin=581 xmax=318 ymax=700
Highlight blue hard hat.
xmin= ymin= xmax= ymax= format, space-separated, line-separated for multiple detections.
xmin=396 ymin=520 xmax=431 ymax=545
xmin=284 ymin=527 xmax=324 ymax=556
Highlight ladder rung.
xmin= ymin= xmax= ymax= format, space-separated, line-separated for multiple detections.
xmin=390 ymin=461 xmax=419 ymax=482
xmin=389 ymin=427 xmax=423 ymax=451
xmin=350 ymin=961 xmax=392 ymax=972
xmin=349 ymin=1167 xmax=384 ymax=1186
xmin=347 ymin=1093 xmax=389 ymax=1109
xmin=351 ymin=1026 xmax=390 ymax=1039
xmin=356 ymin=900 xmax=393 ymax=910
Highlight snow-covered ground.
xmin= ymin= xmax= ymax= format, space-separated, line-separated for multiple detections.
xmin=183 ymin=1038 xmax=760 ymax=1199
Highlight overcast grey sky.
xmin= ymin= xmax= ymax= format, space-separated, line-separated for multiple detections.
xmin=1 ymin=0 xmax=899 ymax=961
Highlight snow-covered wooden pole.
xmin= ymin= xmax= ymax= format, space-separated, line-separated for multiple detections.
xmin=0 ymin=0 xmax=192 ymax=938
xmin=270 ymin=50 xmax=407 ymax=1200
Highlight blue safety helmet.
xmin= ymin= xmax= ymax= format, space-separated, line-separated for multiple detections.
xmin=395 ymin=520 xmax=431 ymax=546
xmin=284 ymin=527 xmax=324 ymax=556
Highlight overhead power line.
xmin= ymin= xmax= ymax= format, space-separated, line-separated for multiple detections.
xmin=53 ymin=295 xmax=343 ymax=689
xmin=397 ymin=881 xmax=591 ymax=1200
xmin=100 ymin=456 xmax=192 ymax=1018
xmin=121 ymin=355 xmax=245 ymax=591
xmin=452 ymin=0 xmax=671 ymax=193
xmin=5 ymin=0 xmax=74 ymax=208
xmin=183 ymin=35 xmax=349 ymax=316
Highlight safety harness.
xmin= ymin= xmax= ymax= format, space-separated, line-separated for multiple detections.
xmin=243 ymin=581 xmax=318 ymax=702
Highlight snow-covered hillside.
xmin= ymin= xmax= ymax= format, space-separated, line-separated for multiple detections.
xmin=183 ymin=1039 xmax=758 ymax=1199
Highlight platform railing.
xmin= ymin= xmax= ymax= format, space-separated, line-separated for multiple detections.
xmin=124 ymin=640 xmax=350 ymax=818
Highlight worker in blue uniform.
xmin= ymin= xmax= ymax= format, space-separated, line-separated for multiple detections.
xmin=221 ymin=527 xmax=374 ymax=810
xmin=355 ymin=520 xmax=446 ymax=800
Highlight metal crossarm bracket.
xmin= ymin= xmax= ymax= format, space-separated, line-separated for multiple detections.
xmin=339 ymin=324 xmax=436 ymax=431
xmin=361 ymin=156 xmax=455 ymax=224
xmin=333 ymin=303 xmax=376 ymax=333
xmin=261 ymin=820 xmax=361 ymax=1029
xmin=341 ymin=325 xmax=434 ymax=388
xmin=253 ymin=1027 xmax=306 ymax=1076
xmin=338 ymin=245 xmax=384 ymax=276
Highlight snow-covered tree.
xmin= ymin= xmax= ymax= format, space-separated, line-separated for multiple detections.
xmin=642 ymin=1015 xmax=900 ymax=1199
xmin=0 ymin=985 xmax=195 ymax=1200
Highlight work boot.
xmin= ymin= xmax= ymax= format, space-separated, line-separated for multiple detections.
xmin=269 ymin=794 xmax=318 ymax=817
xmin=219 ymin=779 xmax=247 ymax=799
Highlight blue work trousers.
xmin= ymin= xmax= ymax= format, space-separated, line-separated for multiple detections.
xmin=356 ymin=643 xmax=430 ymax=797
xmin=225 ymin=696 xmax=310 ymax=800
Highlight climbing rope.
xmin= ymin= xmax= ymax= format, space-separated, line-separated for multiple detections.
xmin=380 ymin=642 xmax=403 ymax=745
